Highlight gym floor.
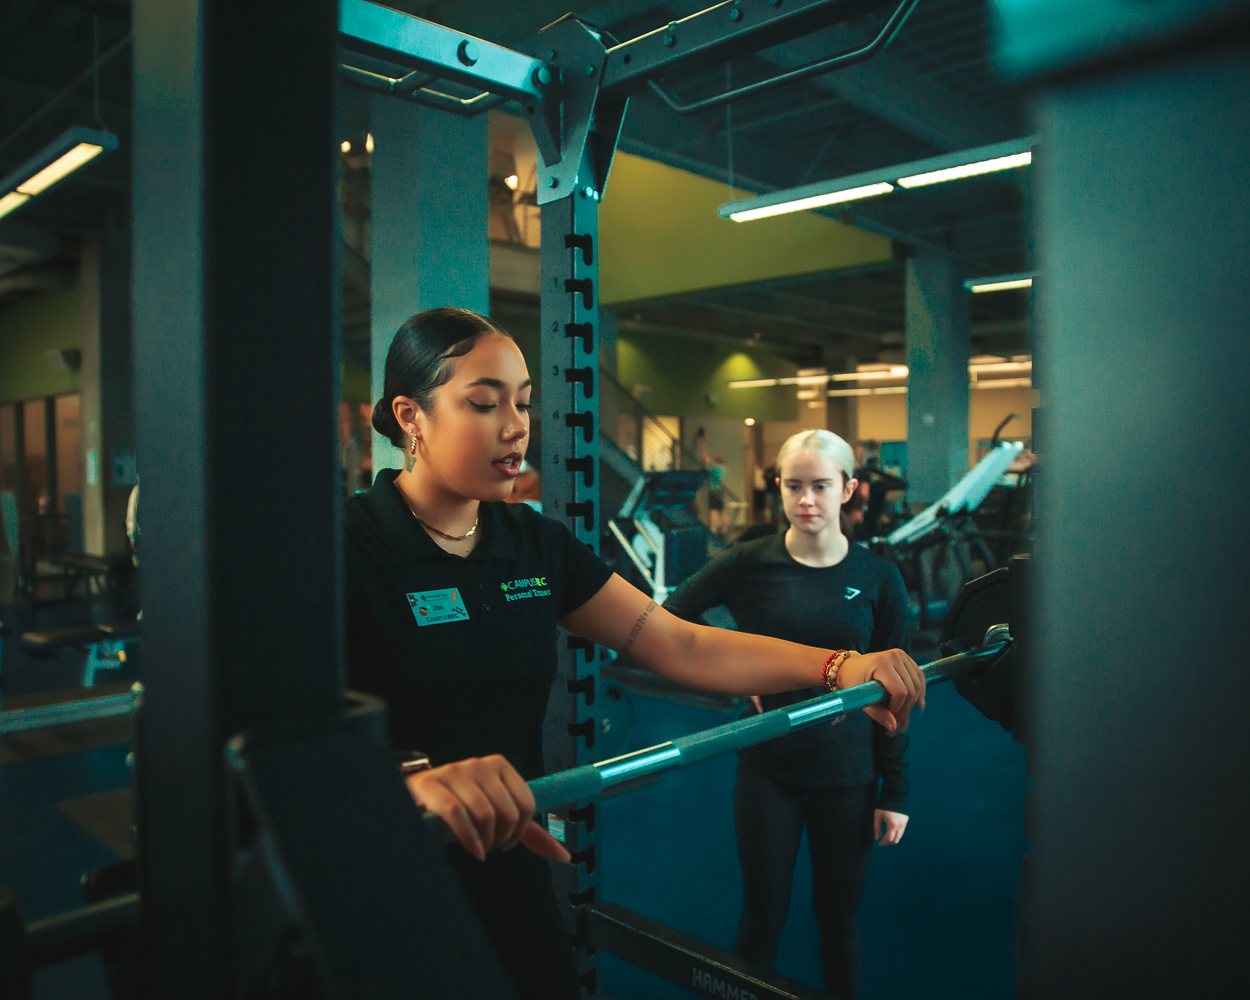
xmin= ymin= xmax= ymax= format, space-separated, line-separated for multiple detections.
xmin=0 ymin=604 xmax=1025 ymax=999
xmin=600 ymin=630 xmax=1027 ymax=998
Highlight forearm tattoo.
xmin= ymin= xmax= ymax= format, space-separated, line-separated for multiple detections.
xmin=624 ymin=600 xmax=657 ymax=650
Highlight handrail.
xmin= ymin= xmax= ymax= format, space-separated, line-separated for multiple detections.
xmin=599 ymin=365 xmax=743 ymax=505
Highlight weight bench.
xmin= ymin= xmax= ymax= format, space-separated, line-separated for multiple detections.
xmin=20 ymin=620 xmax=141 ymax=687
xmin=60 ymin=552 xmax=131 ymax=600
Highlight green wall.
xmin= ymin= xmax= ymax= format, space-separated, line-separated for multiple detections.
xmin=617 ymin=330 xmax=797 ymax=421
xmin=489 ymin=302 xmax=542 ymax=392
xmin=0 ymin=286 xmax=83 ymax=402
xmin=600 ymin=152 xmax=895 ymax=304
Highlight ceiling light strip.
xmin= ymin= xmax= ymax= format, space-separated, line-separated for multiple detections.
xmin=965 ymin=271 xmax=1037 ymax=293
xmin=828 ymin=379 xmax=1033 ymax=398
xmin=719 ymin=135 xmax=1037 ymax=223
xmin=729 ymin=360 xmax=1032 ymax=390
xmin=729 ymin=183 xmax=894 ymax=222
xmin=897 ymin=151 xmax=1032 ymax=189
xmin=0 ymin=126 xmax=119 ymax=222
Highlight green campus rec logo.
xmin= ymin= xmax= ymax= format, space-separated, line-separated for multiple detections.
xmin=501 ymin=576 xmax=546 ymax=592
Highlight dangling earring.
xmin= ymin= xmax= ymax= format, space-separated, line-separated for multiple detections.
xmin=409 ymin=432 xmax=417 ymax=455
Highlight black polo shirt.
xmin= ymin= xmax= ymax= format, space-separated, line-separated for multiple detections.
xmin=344 ymin=469 xmax=613 ymax=780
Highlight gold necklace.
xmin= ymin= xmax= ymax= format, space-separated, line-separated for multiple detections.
xmin=394 ymin=481 xmax=479 ymax=541
xmin=407 ymin=505 xmax=479 ymax=542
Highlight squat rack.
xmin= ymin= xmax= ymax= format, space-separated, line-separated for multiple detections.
xmin=72 ymin=1 xmax=923 ymax=997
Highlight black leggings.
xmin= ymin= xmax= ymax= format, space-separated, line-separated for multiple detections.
xmin=733 ymin=758 xmax=877 ymax=999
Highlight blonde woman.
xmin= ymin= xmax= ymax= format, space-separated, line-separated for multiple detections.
xmin=665 ymin=429 xmax=913 ymax=999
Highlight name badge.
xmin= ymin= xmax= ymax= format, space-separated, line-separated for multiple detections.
xmin=406 ymin=588 xmax=470 ymax=627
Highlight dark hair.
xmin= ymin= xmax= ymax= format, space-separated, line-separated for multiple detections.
xmin=370 ymin=307 xmax=511 ymax=448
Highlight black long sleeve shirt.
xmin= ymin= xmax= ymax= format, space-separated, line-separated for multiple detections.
xmin=664 ymin=531 xmax=911 ymax=810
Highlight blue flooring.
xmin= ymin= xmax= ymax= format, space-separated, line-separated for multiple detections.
xmin=1 ymin=599 xmax=134 ymax=999
xmin=2 ymin=598 xmax=1025 ymax=1000
xmin=599 ymin=669 xmax=1027 ymax=999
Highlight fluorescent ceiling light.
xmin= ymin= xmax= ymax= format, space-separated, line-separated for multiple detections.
xmin=728 ymin=182 xmax=894 ymax=222
xmin=971 ymin=278 xmax=1033 ymax=293
xmin=18 ymin=143 xmax=105 ymax=195
xmin=727 ymin=374 xmax=833 ymax=388
xmin=0 ymin=126 xmax=119 ymax=222
xmin=828 ymin=386 xmax=910 ymax=398
xmin=830 ymin=366 xmax=909 ymax=381
xmin=0 ymin=192 xmax=31 ymax=220
xmin=965 ymin=271 xmax=1036 ymax=293
xmin=970 ymin=360 xmax=1032 ymax=374
xmin=733 ymin=359 xmax=1032 ymax=391
xmin=720 ymin=135 xmax=1036 ymax=223
xmin=828 ymin=379 xmax=1032 ymax=397
xmin=898 ymin=151 xmax=1032 ymax=188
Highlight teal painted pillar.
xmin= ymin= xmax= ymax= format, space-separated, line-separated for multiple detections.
xmin=80 ymin=208 xmax=134 ymax=556
xmin=369 ymin=96 xmax=488 ymax=473
xmin=905 ymin=253 xmax=969 ymax=503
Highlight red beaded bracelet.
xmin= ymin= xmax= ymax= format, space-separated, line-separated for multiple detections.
xmin=823 ymin=649 xmax=852 ymax=692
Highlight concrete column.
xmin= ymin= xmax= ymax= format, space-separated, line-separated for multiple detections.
xmin=80 ymin=208 xmax=133 ymax=555
xmin=369 ymin=96 xmax=488 ymax=474
xmin=825 ymin=354 xmax=859 ymax=444
xmin=905 ymin=254 xmax=969 ymax=503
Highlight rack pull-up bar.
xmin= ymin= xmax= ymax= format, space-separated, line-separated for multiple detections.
xmin=645 ymin=0 xmax=919 ymax=116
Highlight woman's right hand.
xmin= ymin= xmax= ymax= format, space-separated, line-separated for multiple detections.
xmin=404 ymin=755 xmax=571 ymax=864
xmin=837 ymin=648 xmax=926 ymax=733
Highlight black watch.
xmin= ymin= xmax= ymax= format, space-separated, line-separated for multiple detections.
xmin=396 ymin=750 xmax=432 ymax=776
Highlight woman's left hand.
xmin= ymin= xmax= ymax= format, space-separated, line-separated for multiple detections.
xmin=874 ymin=809 xmax=909 ymax=846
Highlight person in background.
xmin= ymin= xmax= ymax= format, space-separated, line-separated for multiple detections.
xmin=664 ymin=428 xmax=913 ymax=1000
xmin=763 ymin=460 xmax=783 ymax=523
xmin=696 ymin=428 xmax=729 ymax=536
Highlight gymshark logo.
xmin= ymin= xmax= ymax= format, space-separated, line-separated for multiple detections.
xmin=845 ymin=587 xmax=861 ymax=600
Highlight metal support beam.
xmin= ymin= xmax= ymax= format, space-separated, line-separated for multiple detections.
xmin=600 ymin=0 xmax=887 ymax=100
xmin=540 ymin=146 xmax=605 ymax=995
xmin=1025 ymin=33 xmax=1250 ymax=999
xmin=131 ymin=0 xmax=342 ymax=992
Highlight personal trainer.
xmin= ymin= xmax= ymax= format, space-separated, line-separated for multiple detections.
xmin=665 ymin=430 xmax=911 ymax=999
xmin=345 ymin=308 xmax=926 ymax=998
